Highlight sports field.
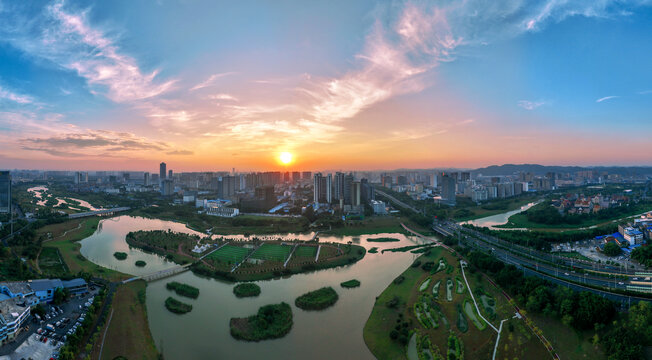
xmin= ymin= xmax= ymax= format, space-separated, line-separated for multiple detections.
xmin=206 ymin=245 xmax=251 ymax=263
xmin=294 ymin=245 xmax=318 ymax=258
xmin=251 ymin=243 xmax=292 ymax=262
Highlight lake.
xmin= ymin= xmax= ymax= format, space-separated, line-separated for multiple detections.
xmin=79 ymin=215 xmax=429 ymax=359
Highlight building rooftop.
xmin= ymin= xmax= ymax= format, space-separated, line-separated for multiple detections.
xmin=29 ymin=279 xmax=63 ymax=293
xmin=62 ymin=278 xmax=87 ymax=288
xmin=0 ymin=296 xmax=31 ymax=325
xmin=0 ymin=281 xmax=32 ymax=295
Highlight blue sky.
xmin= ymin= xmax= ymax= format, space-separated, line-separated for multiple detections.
xmin=0 ymin=0 xmax=651 ymax=171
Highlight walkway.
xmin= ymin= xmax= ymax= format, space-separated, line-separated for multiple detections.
xmin=122 ymin=263 xmax=192 ymax=284
xmin=283 ymin=244 xmax=299 ymax=267
xmin=401 ymin=223 xmax=454 ymax=253
xmin=315 ymin=245 xmax=321 ymax=262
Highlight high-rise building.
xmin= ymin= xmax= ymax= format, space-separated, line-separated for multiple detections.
xmin=343 ymin=173 xmax=354 ymax=205
xmin=441 ymin=174 xmax=456 ymax=205
xmin=313 ymin=173 xmax=332 ymax=204
xmin=0 ymin=171 xmax=11 ymax=213
xmin=334 ymin=172 xmax=345 ymax=201
xmin=351 ymin=181 xmax=361 ymax=206
xmin=160 ymin=179 xmax=173 ymax=196
xmin=168 ymin=169 xmax=173 ymax=179
xmin=302 ymin=171 xmax=312 ymax=180
xmin=397 ymin=175 xmax=408 ymax=186
xmin=159 ymin=162 xmax=167 ymax=181
xmin=292 ymin=171 xmax=300 ymax=183
xmin=381 ymin=175 xmax=392 ymax=188
xmin=460 ymin=172 xmax=471 ymax=181
xmin=143 ymin=172 xmax=150 ymax=186
xmin=313 ymin=173 xmax=323 ymax=204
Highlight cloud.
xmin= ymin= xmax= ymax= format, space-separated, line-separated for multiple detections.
xmin=190 ymin=72 xmax=235 ymax=91
xmin=20 ymin=129 xmax=192 ymax=158
xmin=0 ymin=85 xmax=33 ymax=104
xmin=638 ymin=90 xmax=652 ymax=95
xmin=1 ymin=1 xmax=175 ymax=103
xmin=207 ymin=93 xmax=238 ymax=101
xmin=518 ymin=100 xmax=546 ymax=110
xmin=596 ymin=95 xmax=619 ymax=103
xmin=166 ymin=150 xmax=194 ymax=155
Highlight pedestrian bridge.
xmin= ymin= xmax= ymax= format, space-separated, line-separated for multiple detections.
xmin=122 ymin=263 xmax=192 ymax=284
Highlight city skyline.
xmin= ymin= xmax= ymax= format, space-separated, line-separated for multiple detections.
xmin=1 ymin=1 xmax=652 ymax=171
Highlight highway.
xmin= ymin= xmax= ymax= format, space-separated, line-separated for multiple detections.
xmin=429 ymin=222 xmax=652 ymax=303
xmin=374 ymin=189 xmax=423 ymax=214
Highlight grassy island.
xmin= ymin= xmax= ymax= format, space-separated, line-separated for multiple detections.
xmin=164 ymin=297 xmax=193 ymax=314
xmin=295 ymin=287 xmax=339 ymax=310
xmin=127 ymin=230 xmax=366 ymax=282
xmin=230 ymin=302 xmax=293 ymax=341
xmin=233 ymin=283 xmax=261 ymax=298
xmin=340 ymin=279 xmax=361 ymax=288
xmin=367 ymin=237 xmax=400 ymax=242
xmin=135 ymin=260 xmax=147 ymax=267
xmin=166 ymin=281 xmax=200 ymax=299
xmin=113 ymin=252 xmax=128 ymax=260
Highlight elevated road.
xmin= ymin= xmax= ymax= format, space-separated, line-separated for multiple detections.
xmin=374 ymin=189 xmax=423 ymax=214
xmin=69 ymin=207 xmax=131 ymax=219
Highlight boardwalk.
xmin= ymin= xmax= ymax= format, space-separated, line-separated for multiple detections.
xmin=283 ymin=243 xmax=299 ymax=267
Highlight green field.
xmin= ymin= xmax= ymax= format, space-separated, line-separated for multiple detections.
xmin=37 ymin=247 xmax=68 ymax=276
xmin=205 ymin=245 xmax=251 ymax=263
xmin=294 ymin=245 xmax=318 ymax=258
xmin=251 ymin=243 xmax=292 ymax=262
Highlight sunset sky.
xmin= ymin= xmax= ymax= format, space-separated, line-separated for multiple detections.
xmin=0 ymin=0 xmax=651 ymax=172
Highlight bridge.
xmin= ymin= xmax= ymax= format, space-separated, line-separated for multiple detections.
xmin=122 ymin=263 xmax=192 ymax=284
xmin=69 ymin=207 xmax=131 ymax=219
xmin=432 ymin=224 xmax=454 ymax=237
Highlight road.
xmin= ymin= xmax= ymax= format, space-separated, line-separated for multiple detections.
xmin=434 ymin=222 xmax=652 ymax=303
xmin=374 ymin=189 xmax=423 ymax=214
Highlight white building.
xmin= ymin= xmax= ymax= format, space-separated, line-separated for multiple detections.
xmin=370 ymin=200 xmax=387 ymax=214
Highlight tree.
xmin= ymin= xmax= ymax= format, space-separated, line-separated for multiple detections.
xmin=603 ymin=242 xmax=622 ymax=257
xmin=52 ymin=287 xmax=68 ymax=305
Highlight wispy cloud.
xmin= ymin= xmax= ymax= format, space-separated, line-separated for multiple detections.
xmin=207 ymin=93 xmax=238 ymax=101
xmin=596 ymin=95 xmax=619 ymax=103
xmin=2 ymin=1 xmax=175 ymax=103
xmin=190 ymin=72 xmax=235 ymax=91
xmin=20 ymin=129 xmax=192 ymax=158
xmin=518 ymin=100 xmax=546 ymax=110
xmin=0 ymin=85 xmax=33 ymax=104
xmin=638 ymin=90 xmax=652 ymax=95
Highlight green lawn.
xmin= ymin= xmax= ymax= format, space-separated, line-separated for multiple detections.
xmin=294 ymin=245 xmax=318 ymax=258
xmin=38 ymin=247 xmax=68 ymax=276
xmin=251 ymin=243 xmax=292 ymax=262
xmin=40 ymin=217 xmax=128 ymax=281
xmin=205 ymin=245 xmax=251 ymax=263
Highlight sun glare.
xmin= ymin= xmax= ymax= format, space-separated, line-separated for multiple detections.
xmin=279 ymin=152 xmax=293 ymax=165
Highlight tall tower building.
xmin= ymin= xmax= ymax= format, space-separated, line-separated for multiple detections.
xmin=351 ymin=181 xmax=361 ymax=207
xmin=326 ymin=174 xmax=332 ymax=204
xmin=441 ymin=174 xmax=456 ymax=206
xmin=168 ymin=169 xmax=173 ymax=179
xmin=313 ymin=173 xmax=322 ymax=204
xmin=334 ymin=172 xmax=345 ymax=201
xmin=159 ymin=162 xmax=167 ymax=181
xmin=0 ymin=171 xmax=11 ymax=213
xmin=144 ymin=172 xmax=150 ymax=186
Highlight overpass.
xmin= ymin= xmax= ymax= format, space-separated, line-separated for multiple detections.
xmin=374 ymin=189 xmax=423 ymax=214
xmin=68 ymin=207 xmax=131 ymax=219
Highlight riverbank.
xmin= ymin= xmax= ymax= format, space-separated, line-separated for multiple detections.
xmin=90 ymin=280 xmax=160 ymax=360
xmin=38 ymin=217 xmax=128 ymax=282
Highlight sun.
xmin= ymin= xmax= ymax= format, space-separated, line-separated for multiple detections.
xmin=279 ymin=152 xmax=293 ymax=165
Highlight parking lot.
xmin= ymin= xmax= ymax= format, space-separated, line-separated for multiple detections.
xmin=0 ymin=288 xmax=99 ymax=360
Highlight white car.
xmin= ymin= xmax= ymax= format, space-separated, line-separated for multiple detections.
xmin=618 ymin=282 xmax=624 ymax=285
xmin=564 ymin=273 xmax=569 ymax=276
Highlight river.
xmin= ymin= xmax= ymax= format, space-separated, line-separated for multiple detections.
xmin=27 ymin=186 xmax=102 ymax=211
xmin=79 ymin=215 xmax=428 ymax=359
xmin=460 ymin=201 xmax=539 ymax=229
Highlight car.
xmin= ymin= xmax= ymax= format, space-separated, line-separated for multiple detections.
xmin=564 ymin=272 xmax=569 ymax=276
xmin=618 ymin=282 xmax=624 ymax=285
xmin=42 ymin=337 xmax=48 ymax=343
xmin=632 ymin=277 xmax=639 ymax=281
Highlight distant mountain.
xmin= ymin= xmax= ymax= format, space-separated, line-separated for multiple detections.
xmin=472 ymin=164 xmax=652 ymax=176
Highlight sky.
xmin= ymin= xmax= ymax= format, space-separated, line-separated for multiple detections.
xmin=0 ymin=0 xmax=651 ymax=172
